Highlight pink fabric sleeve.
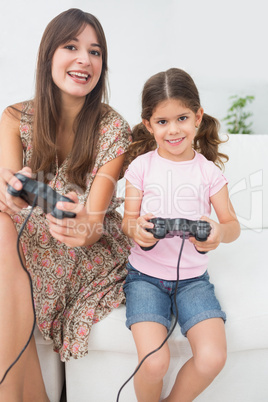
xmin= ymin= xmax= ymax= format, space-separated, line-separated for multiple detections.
xmin=124 ymin=157 xmax=144 ymax=191
xmin=209 ymin=164 xmax=228 ymax=197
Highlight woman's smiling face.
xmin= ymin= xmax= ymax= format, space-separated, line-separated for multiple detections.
xmin=51 ymin=24 xmax=103 ymax=102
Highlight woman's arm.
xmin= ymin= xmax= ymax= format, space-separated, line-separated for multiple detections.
xmin=0 ymin=106 xmax=23 ymax=170
xmin=0 ymin=105 xmax=31 ymax=213
xmin=190 ymin=184 xmax=241 ymax=252
xmin=122 ymin=180 xmax=157 ymax=248
xmin=47 ymin=154 xmax=127 ymax=247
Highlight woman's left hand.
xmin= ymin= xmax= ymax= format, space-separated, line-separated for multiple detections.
xmin=189 ymin=216 xmax=223 ymax=253
xmin=46 ymin=192 xmax=102 ymax=247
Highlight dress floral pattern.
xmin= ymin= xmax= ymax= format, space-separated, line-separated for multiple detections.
xmin=11 ymin=101 xmax=132 ymax=361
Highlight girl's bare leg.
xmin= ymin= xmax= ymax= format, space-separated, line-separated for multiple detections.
xmin=163 ymin=318 xmax=227 ymax=402
xmin=0 ymin=213 xmax=49 ymax=401
xmin=131 ymin=322 xmax=170 ymax=402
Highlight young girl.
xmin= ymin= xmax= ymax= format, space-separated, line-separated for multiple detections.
xmin=122 ymin=68 xmax=240 ymax=401
xmin=0 ymin=8 xmax=132 ymax=401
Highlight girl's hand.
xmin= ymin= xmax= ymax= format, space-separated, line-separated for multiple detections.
xmin=46 ymin=192 xmax=102 ymax=248
xmin=0 ymin=166 xmax=32 ymax=214
xmin=189 ymin=216 xmax=223 ymax=253
xmin=131 ymin=213 xmax=159 ymax=249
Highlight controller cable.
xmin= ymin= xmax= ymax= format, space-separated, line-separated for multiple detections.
xmin=116 ymin=233 xmax=186 ymax=402
xmin=0 ymin=197 xmax=37 ymax=385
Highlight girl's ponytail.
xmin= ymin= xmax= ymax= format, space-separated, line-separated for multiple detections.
xmin=194 ymin=113 xmax=228 ymax=169
xmin=123 ymin=123 xmax=157 ymax=172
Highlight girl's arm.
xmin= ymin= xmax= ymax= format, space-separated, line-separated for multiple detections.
xmin=122 ymin=180 xmax=157 ymax=248
xmin=190 ymin=184 xmax=240 ymax=252
xmin=47 ymin=154 xmax=127 ymax=247
xmin=0 ymin=105 xmax=31 ymax=213
xmin=210 ymin=184 xmax=241 ymax=243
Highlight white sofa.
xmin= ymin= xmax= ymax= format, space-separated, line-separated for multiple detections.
xmin=35 ymin=134 xmax=268 ymax=402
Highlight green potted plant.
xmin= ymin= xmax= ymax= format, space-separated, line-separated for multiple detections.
xmin=222 ymin=95 xmax=255 ymax=134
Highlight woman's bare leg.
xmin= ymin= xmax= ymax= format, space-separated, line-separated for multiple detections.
xmin=23 ymin=337 xmax=49 ymax=401
xmin=0 ymin=213 xmax=49 ymax=401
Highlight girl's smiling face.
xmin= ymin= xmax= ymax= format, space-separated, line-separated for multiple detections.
xmin=143 ymin=98 xmax=204 ymax=162
xmin=51 ymin=24 xmax=103 ymax=102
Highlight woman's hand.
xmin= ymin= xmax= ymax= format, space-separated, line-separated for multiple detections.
xmin=46 ymin=192 xmax=103 ymax=247
xmin=129 ymin=213 xmax=159 ymax=249
xmin=189 ymin=216 xmax=223 ymax=253
xmin=0 ymin=166 xmax=32 ymax=214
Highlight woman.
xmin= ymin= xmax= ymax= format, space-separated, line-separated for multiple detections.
xmin=0 ymin=8 xmax=132 ymax=401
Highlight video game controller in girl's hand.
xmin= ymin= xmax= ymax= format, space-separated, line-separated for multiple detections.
xmin=141 ymin=217 xmax=211 ymax=253
xmin=7 ymin=173 xmax=76 ymax=219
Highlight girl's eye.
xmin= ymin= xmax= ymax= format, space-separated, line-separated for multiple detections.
xmin=158 ymin=120 xmax=166 ymax=125
xmin=65 ymin=45 xmax=76 ymax=51
xmin=178 ymin=116 xmax=187 ymax=122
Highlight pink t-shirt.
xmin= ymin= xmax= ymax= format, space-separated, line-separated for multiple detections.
xmin=124 ymin=149 xmax=228 ymax=280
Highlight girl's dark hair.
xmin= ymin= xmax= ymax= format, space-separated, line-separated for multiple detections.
xmin=125 ymin=68 xmax=228 ymax=170
xmin=30 ymin=8 xmax=110 ymax=190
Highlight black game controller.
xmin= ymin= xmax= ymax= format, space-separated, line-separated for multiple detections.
xmin=141 ymin=218 xmax=211 ymax=253
xmin=7 ymin=173 xmax=76 ymax=219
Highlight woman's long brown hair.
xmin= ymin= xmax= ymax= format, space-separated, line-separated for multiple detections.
xmin=124 ymin=68 xmax=228 ymax=171
xmin=30 ymin=8 xmax=110 ymax=190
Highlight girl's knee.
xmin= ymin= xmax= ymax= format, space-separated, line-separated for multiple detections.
xmin=140 ymin=351 xmax=170 ymax=382
xmin=194 ymin=345 xmax=227 ymax=378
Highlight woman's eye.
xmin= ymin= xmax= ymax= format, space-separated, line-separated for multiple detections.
xmin=90 ymin=50 xmax=101 ymax=56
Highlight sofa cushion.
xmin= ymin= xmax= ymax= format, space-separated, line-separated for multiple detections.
xmin=208 ymin=228 xmax=268 ymax=352
xmin=215 ymin=134 xmax=268 ymax=230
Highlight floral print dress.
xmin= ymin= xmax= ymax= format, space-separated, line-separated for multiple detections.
xmin=11 ymin=101 xmax=132 ymax=361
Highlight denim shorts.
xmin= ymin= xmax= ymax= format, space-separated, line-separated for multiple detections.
xmin=123 ymin=262 xmax=226 ymax=336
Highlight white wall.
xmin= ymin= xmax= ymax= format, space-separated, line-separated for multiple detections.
xmin=0 ymin=0 xmax=267 ymax=133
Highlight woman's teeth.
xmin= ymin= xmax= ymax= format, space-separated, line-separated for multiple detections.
xmin=68 ymin=72 xmax=89 ymax=81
